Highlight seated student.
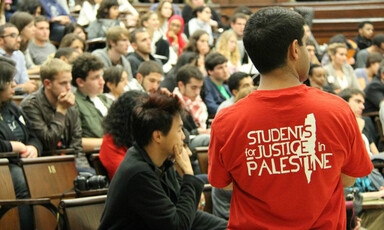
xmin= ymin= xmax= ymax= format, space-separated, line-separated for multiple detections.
xmin=355 ymin=52 xmax=383 ymax=90
xmin=99 ymin=90 xmax=147 ymax=180
xmin=306 ymin=64 xmax=335 ymax=94
xmin=71 ymin=53 xmax=112 ymax=152
xmin=306 ymin=38 xmax=320 ymax=65
xmin=92 ymin=26 xmax=134 ymax=81
xmin=25 ymin=16 xmax=57 ymax=68
xmin=99 ymin=92 xmax=227 ymax=229
xmin=0 ymin=57 xmax=42 ymax=230
xmin=355 ymin=34 xmax=384 ymax=69
xmin=54 ymin=47 xmax=80 ymax=63
xmin=364 ymin=60 xmax=384 ymax=113
xmin=188 ymin=5 xmax=214 ymax=46
xmin=129 ymin=60 xmax=164 ymax=94
xmin=201 ymin=52 xmax=231 ymax=116
xmin=183 ymin=30 xmax=211 ymax=76
xmin=77 ymin=0 xmax=102 ymax=27
xmin=127 ymin=28 xmax=163 ymax=78
xmin=59 ymin=33 xmax=86 ymax=54
xmin=103 ymin=66 xmax=128 ymax=101
xmin=217 ymin=71 xmax=253 ymax=113
xmin=354 ymin=21 xmax=374 ymax=50
xmin=87 ymin=0 xmax=121 ymax=39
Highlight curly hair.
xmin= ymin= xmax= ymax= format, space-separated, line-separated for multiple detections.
xmin=96 ymin=0 xmax=119 ymax=19
xmin=71 ymin=53 xmax=104 ymax=87
xmin=103 ymin=91 xmax=148 ymax=147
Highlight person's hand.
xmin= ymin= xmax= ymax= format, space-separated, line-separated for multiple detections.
xmin=21 ymin=145 xmax=38 ymax=158
xmin=174 ymin=144 xmax=194 ymax=175
xmin=353 ymin=217 xmax=361 ymax=230
xmin=23 ymin=81 xmax=38 ymax=94
xmin=10 ymin=141 xmax=26 ymax=153
xmin=209 ymin=19 xmax=218 ymax=28
xmin=197 ymin=128 xmax=210 ymax=135
xmin=198 ymin=193 xmax=206 ymax=210
xmin=159 ymin=88 xmax=172 ymax=96
xmin=167 ymin=31 xmax=178 ymax=42
xmin=57 ymin=91 xmax=75 ymax=114
xmin=53 ymin=16 xmax=70 ymax=25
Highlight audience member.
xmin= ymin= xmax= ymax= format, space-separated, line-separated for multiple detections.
xmin=182 ymin=0 xmax=222 ymax=33
xmin=9 ymin=11 xmax=35 ymax=53
xmin=18 ymin=0 xmax=43 ymax=17
xmin=355 ymin=34 xmax=384 ymax=69
xmin=87 ymin=0 xmax=121 ymax=39
xmin=188 ymin=5 xmax=213 ymax=45
xmin=71 ymin=53 xmax=112 ymax=151
xmin=156 ymin=0 xmax=174 ymax=36
xmin=0 ymin=57 xmax=41 ymax=230
xmin=26 ymin=16 xmax=57 ymax=68
xmin=150 ymin=0 xmax=181 ymax=15
xmin=321 ymin=34 xmax=357 ymax=67
xmin=306 ymin=38 xmax=320 ymax=65
xmin=364 ymin=60 xmax=384 ymax=113
xmin=134 ymin=60 xmax=163 ymax=94
xmin=54 ymin=47 xmax=80 ymax=63
xmin=216 ymin=30 xmax=241 ymax=74
xmin=127 ymin=28 xmax=162 ymax=78
xmin=77 ymin=0 xmax=102 ymax=26
xmin=99 ymin=92 xmax=227 ymax=229
xmin=166 ymin=15 xmax=187 ymax=57
xmin=59 ymin=33 xmax=86 ymax=54
xmin=217 ymin=71 xmax=253 ymax=112
xmin=354 ymin=21 xmax=374 ymax=50
xmin=184 ymin=30 xmax=211 ymax=76
xmin=230 ymin=13 xmax=247 ymax=64
xmin=0 ymin=0 xmax=6 ymax=24
xmin=355 ymin=52 xmax=383 ymax=90
xmin=201 ymin=52 xmax=231 ymax=116
xmin=99 ymin=90 xmax=146 ymax=179
xmin=103 ymin=66 xmax=128 ymax=101
xmin=307 ymin=64 xmax=334 ymax=93
xmin=209 ymin=7 xmax=373 ymax=229
xmin=63 ymin=22 xmax=87 ymax=40
xmin=0 ymin=23 xmax=37 ymax=94
xmin=324 ymin=43 xmax=360 ymax=93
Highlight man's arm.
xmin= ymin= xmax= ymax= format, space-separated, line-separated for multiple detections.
xmin=82 ymin=138 xmax=103 ymax=152
xmin=341 ymin=173 xmax=356 ymax=188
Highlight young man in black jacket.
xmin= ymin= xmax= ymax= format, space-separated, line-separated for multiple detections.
xmin=99 ymin=92 xmax=227 ymax=230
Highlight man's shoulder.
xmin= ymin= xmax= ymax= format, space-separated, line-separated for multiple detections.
xmin=20 ymin=89 xmax=42 ymax=107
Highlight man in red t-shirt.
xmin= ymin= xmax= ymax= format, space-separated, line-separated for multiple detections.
xmin=208 ymin=7 xmax=373 ymax=230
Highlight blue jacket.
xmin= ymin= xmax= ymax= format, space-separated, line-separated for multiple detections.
xmin=202 ymin=77 xmax=231 ymax=116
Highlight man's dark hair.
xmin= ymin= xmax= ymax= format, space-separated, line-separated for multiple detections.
xmin=34 ymin=15 xmax=49 ymax=25
xmin=231 ymin=13 xmax=247 ymax=24
xmin=0 ymin=56 xmax=16 ymax=92
xmin=366 ymin=52 xmax=383 ymax=68
xmin=103 ymin=90 xmax=148 ymax=147
xmin=338 ymin=88 xmax=365 ymax=102
xmin=192 ymin=5 xmax=208 ymax=18
xmin=244 ymin=7 xmax=305 ymax=74
xmin=129 ymin=28 xmax=146 ymax=44
xmin=103 ymin=66 xmax=126 ymax=93
xmin=233 ymin=6 xmax=253 ymax=16
xmin=71 ymin=53 xmax=104 ymax=87
xmin=54 ymin=47 xmax=78 ymax=59
xmin=96 ymin=0 xmax=119 ymax=19
xmin=0 ymin=23 xmax=17 ymax=37
xmin=176 ymin=65 xmax=203 ymax=85
xmin=137 ymin=61 xmax=163 ymax=77
xmin=379 ymin=60 xmax=384 ymax=76
xmin=306 ymin=38 xmax=316 ymax=48
xmin=18 ymin=0 xmax=43 ymax=16
xmin=358 ymin=21 xmax=373 ymax=29
xmin=205 ymin=52 xmax=227 ymax=72
xmin=228 ymin=71 xmax=250 ymax=92
xmin=131 ymin=93 xmax=183 ymax=148
xmin=308 ymin=63 xmax=322 ymax=76
xmin=373 ymin=34 xmax=384 ymax=47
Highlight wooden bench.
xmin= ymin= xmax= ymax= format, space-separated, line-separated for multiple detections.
xmin=195 ymin=146 xmax=209 ymax=174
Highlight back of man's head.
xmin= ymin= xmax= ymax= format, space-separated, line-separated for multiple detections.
xmin=176 ymin=65 xmax=203 ymax=86
xmin=205 ymin=52 xmax=228 ymax=72
xmin=41 ymin=58 xmax=72 ymax=83
xmin=71 ymin=53 xmax=104 ymax=87
xmin=338 ymin=88 xmax=365 ymax=102
xmin=228 ymin=71 xmax=250 ymax=93
xmin=373 ymin=34 xmax=384 ymax=48
xmin=243 ymin=7 xmax=305 ymax=74
xmin=106 ymin=26 xmax=130 ymax=49
xmin=131 ymin=93 xmax=183 ymax=148
xmin=54 ymin=47 xmax=78 ymax=61
xmin=137 ymin=60 xmax=163 ymax=78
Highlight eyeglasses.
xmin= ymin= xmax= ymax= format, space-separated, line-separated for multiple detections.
xmin=1 ymin=33 xmax=20 ymax=39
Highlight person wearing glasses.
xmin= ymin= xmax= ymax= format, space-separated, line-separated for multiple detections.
xmin=0 ymin=23 xmax=38 ymax=94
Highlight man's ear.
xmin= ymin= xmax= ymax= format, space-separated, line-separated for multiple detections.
xmin=207 ymin=69 xmax=212 ymax=77
xmin=136 ymin=73 xmax=143 ymax=84
xmin=131 ymin=42 xmax=137 ymax=50
xmin=289 ymin=39 xmax=300 ymax=61
xmin=43 ymin=79 xmax=51 ymax=88
xmin=177 ymin=81 xmax=184 ymax=90
xmin=76 ymin=78 xmax=85 ymax=88
xmin=106 ymin=81 xmax=114 ymax=91
xmin=232 ymin=89 xmax=238 ymax=97
xmin=152 ymin=130 xmax=162 ymax=144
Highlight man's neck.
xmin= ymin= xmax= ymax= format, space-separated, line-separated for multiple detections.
xmin=107 ymin=49 xmax=122 ymax=65
xmin=136 ymin=51 xmax=150 ymax=61
xmin=209 ymin=76 xmax=223 ymax=86
xmin=257 ymin=67 xmax=302 ymax=90
xmin=78 ymin=87 xmax=97 ymax=99
xmin=144 ymin=144 xmax=168 ymax=167
xmin=34 ymin=38 xmax=46 ymax=47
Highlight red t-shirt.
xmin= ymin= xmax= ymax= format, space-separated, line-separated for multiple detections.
xmin=99 ymin=134 xmax=128 ymax=180
xmin=208 ymin=85 xmax=373 ymax=229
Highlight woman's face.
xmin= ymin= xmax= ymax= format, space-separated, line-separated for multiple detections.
xmin=0 ymin=80 xmax=16 ymax=103
xmin=161 ymin=2 xmax=173 ymax=19
xmin=332 ymin=47 xmax=347 ymax=66
xmin=196 ymin=33 xmax=210 ymax=55
xmin=21 ymin=21 xmax=35 ymax=41
xmin=108 ymin=5 xmax=120 ymax=19
xmin=70 ymin=39 xmax=84 ymax=54
xmin=146 ymin=14 xmax=160 ymax=30
xmin=198 ymin=7 xmax=211 ymax=23
xmin=169 ymin=19 xmax=182 ymax=34
xmin=113 ymin=71 xmax=128 ymax=97
xmin=74 ymin=27 xmax=87 ymax=40
xmin=309 ymin=67 xmax=326 ymax=89
xmin=227 ymin=35 xmax=237 ymax=53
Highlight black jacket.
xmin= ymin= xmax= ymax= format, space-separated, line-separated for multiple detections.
xmin=0 ymin=102 xmax=42 ymax=154
xmin=99 ymin=144 xmax=204 ymax=230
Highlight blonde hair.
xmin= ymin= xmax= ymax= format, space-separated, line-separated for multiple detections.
xmin=40 ymin=58 xmax=72 ymax=82
xmin=216 ymin=30 xmax=241 ymax=66
xmin=327 ymin=43 xmax=347 ymax=57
